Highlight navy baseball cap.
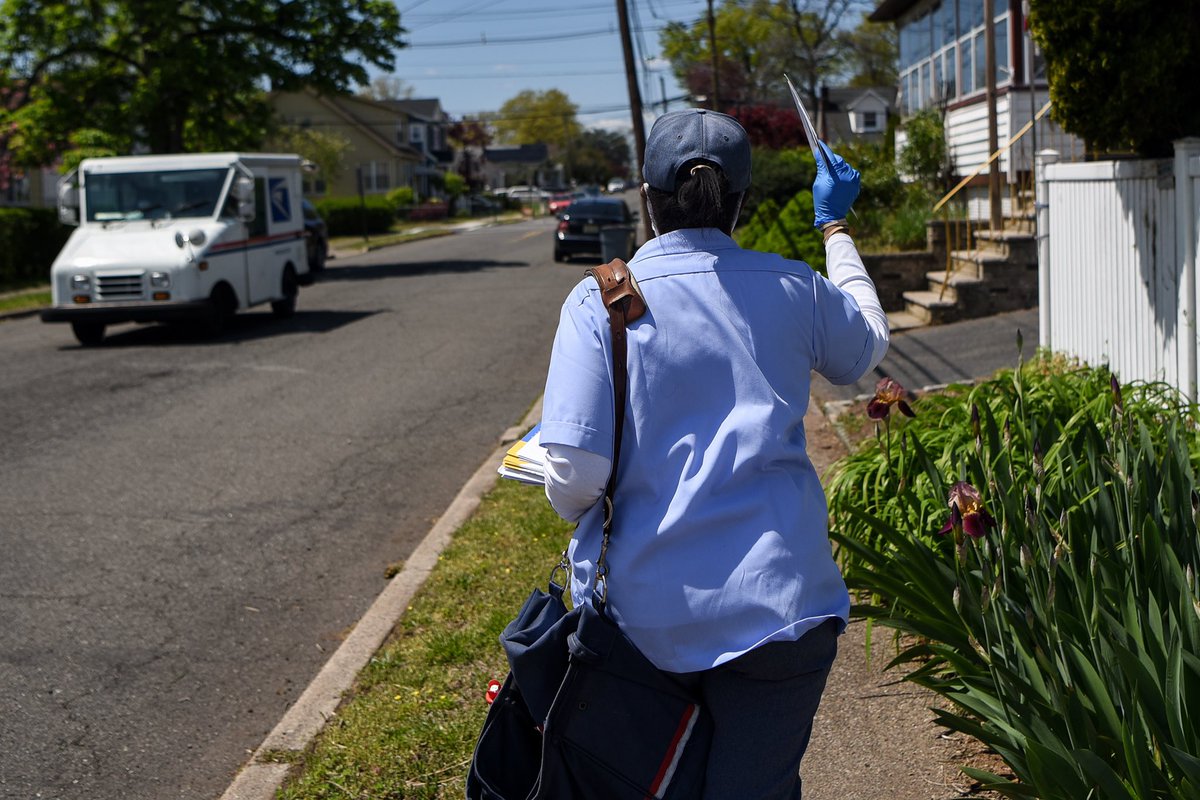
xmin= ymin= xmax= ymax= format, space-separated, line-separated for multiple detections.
xmin=643 ymin=109 xmax=752 ymax=193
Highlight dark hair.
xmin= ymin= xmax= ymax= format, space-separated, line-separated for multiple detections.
xmin=645 ymin=159 xmax=744 ymax=235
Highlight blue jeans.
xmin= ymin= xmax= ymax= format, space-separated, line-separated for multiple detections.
xmin=669 ymin=619 xmax=840 ymax=800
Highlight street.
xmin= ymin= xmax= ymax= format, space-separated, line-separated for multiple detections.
xmin=0 ymin=216 xmax=581 ymax=799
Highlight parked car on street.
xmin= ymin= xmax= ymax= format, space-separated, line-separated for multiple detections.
xmin=553 ymin=197 xmax=637 ymax=263
xmin=606 ymin=178 xmax=627 ymax=193
xmin=302 ymin=198 xmax=328 ymax=274
xmin=548 ymin=192 xmax=575 ymax=215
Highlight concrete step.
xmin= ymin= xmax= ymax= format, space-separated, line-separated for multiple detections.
xmin=950 ymin=249 xmax=1039 ymax=283
xmin=903 ymin=289 xmax=960 ymax=325
xmin=973 ymin=228 xmax=1038 ymax=261
xmin=924 ymin=270 xmax=987 ymax=306
xmin=887 ymin=310 xmax=926 ymax=332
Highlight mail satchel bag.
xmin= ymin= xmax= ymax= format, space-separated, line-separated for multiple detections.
xmin=466 ymin=259 xmax=713 ymax=800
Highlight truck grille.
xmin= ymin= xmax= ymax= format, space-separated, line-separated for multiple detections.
xmin=96 ymin=272 xmax=145 ymax=300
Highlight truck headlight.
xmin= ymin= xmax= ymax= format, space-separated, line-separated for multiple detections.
xmin=70 ymin=274 xmax=92 ymax=291
xmin=150 ymin=271 xmax=171 ymax=288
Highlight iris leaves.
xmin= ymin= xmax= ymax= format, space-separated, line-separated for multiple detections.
xmin=827 ymin=357 xmax=1200 ymax=799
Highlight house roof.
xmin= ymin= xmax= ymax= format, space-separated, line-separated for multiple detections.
xmin=869 ymin=0 xmax=922 ymax=22
xmin=485 ymin=144 xmax=549 ymax=164
xmin=300 ymin=91 xmax=422 ymax=160
xmin=824 ymin=86 xmax=898 ymax=111
xmin=382 ymin=98 xmax=446 ymax=122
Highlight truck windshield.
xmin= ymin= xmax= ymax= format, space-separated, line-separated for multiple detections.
xmin=85 ymin=168 xmax=229 ymax=222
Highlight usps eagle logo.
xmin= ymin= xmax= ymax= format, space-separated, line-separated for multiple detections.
xmin=269 ymin=178 xmax=292 ymax=224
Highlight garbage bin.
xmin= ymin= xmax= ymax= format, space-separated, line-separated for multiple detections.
xmin=599 ymin=225 xmax=635 ymax=262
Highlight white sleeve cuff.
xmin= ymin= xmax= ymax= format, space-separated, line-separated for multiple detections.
xmin=544 ymin=443 xmax=611 ymax=522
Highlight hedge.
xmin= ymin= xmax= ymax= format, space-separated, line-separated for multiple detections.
xmin=0 ymin=208 xmax=72 ymax=289
xmin=313 ymin=196 xmax=396 ymax=237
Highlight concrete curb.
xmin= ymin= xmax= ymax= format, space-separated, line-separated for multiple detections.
xmin=218 ymin=398 xmax=544 ymax=800
xmin=0 ymin=307 xmax=44 ymax=322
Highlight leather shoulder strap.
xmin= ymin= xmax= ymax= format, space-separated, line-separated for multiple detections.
xmin=584 ymin=258 xmax=646 ymax=323
xmin=582 ymin=258 xmax=647 ymax=608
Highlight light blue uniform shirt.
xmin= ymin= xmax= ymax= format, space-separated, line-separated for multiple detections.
xmin=540 ymin=228 xmax=872 ymax=673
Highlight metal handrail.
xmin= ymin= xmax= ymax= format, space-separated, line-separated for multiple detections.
xmin=933 ymin=99 xmax=1053 ymax=303
xmin=932 ymin=99 xmax=1053 ymax=215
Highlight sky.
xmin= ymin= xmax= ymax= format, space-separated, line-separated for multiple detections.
xmin=384 ymin=0 xmax=713 ymax=134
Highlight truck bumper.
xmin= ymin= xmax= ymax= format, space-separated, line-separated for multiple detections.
xmin=41 ymin=301 xmax=214 ymax=325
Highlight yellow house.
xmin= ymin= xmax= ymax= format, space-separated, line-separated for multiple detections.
xmin=271 ymin=89 xmax=424 ymax=199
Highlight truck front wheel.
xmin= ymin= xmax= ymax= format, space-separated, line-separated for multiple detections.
xmin=203 ymin=284 xmax=237 ymax=337
xmin=71 ymin=322 xmax=106 ymax=346
xmin=271 ymin=267 xmax=298 ymax=319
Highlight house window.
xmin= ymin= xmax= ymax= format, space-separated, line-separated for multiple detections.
xmin=897 ymin=0 xmax=1012 ymax=114
xmin=410 ymin=125 xmax=424 ymax=145
xmin=862 ymin=111 xmax=879 ymax=130
xmin=359 ymin=162 xmax=390 ymax=193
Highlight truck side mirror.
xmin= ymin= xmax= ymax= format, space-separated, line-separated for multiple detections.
xmin=231 ymin=176 xmax=255 ymax=222
xmin=57 ymin=171 xmax=80 ymax=226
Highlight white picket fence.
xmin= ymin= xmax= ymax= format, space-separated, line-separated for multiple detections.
xmin=1038 ymin=139 xmax=1200 ymax=400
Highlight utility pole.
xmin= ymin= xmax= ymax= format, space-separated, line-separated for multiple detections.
xmin=984 ymin=0 xmax=1002 ymax=231
xmin=616 ymin=0 xmax=650 ymax=239
xmin=707 ymin=0 xmax=720 ymax=110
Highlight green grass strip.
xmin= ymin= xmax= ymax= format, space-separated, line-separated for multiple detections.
xmin=0 ymin=287 xmax=51 ymax=314
xmin=278 ymin=478 xmax=574 ymax=800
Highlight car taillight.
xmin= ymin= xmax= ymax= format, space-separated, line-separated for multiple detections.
xmin=557 ymin=218 xmax=569 ymax=233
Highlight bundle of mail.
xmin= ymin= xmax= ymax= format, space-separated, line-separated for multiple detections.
xmin=498 ymin=423 xmax=546 ymax=485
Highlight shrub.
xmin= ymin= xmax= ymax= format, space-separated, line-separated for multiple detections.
xmin=1030 ymin=0 xmax=1200 ymax=157
xmin=827 ymin=355 xmax=1200 ymax=799
xmin=734 ymin=198 xmax=779 ymax=251
xmin=742 ymin=190 xmax=825 ymax=273
xmin=385 ymin=186 xmax=416 ymax=211
xmin=898 ymin=109 xmax=951 ymax=193
xmin=0 ymin=208 xmax=72 ymax=288
xmin=314 ymin=196 xmax=395 ymax=237
xmin=742 ymin=147 xmax=814 ymax=223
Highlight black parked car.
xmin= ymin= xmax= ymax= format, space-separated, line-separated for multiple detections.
xmin=302 ymin=199 xmax=329 ymax=274
xmin=553 ymin=197 xmax=637 ymax=262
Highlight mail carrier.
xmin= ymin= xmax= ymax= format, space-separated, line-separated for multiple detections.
xmin=41 ymin=152 xmax=313 ymax=345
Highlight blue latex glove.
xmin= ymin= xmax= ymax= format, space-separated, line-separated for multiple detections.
xmin=812 ymin=141 xmax=860 ymax=228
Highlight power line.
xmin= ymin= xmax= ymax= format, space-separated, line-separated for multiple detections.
xmin=404 ymin=0 xmax=700 ymax=23
xmin=399 ymin=69 xmax=630 ymax=80
xmin=406 ymin=25 xmax=668 ymax=48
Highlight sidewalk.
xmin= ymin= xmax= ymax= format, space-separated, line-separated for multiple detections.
xmin=812 ymin=307 xmax=1040 ymax=409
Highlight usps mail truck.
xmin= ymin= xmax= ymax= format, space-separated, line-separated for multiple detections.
xmin=41 ymin=152 xmax=312 ymax=345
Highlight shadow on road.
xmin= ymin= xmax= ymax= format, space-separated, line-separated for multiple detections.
xmin=64 ymin=309 xmax=378 ymax=349
xmin=319 ymin=258 xmax=529 ymax=282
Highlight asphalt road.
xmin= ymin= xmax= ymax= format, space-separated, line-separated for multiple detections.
xmin=0 ymin=216 xmax=584 ymax=799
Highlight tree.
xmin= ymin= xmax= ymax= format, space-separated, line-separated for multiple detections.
xmin=490 ymin=89 xmax=581 ymax=150
xmin=1029 ymin=0 xmax=1200 ymax=157
xmin=570 ymin=129 xmax=633 ymax=184
xmin=659 ymin=1 xmax=789 ymax=108
xmin=357 ymin=75 xmax=415 ymax=102
xmin=898 ymin=109 xmax=951 ymax=192
xmin=266 ymin=126 xmax=352 ymax=190
xmin=782 ymin=0 xmax=872 ymax=104
xmin=658 ymin=0 xmax=873 ymax=111
xmin=841 ymin=12 xmax=898 ymax=88
xmin=0 ymin=0 xmax=406 ymax=162
xmin=448 ymin=118 xmax=492 ymax=192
